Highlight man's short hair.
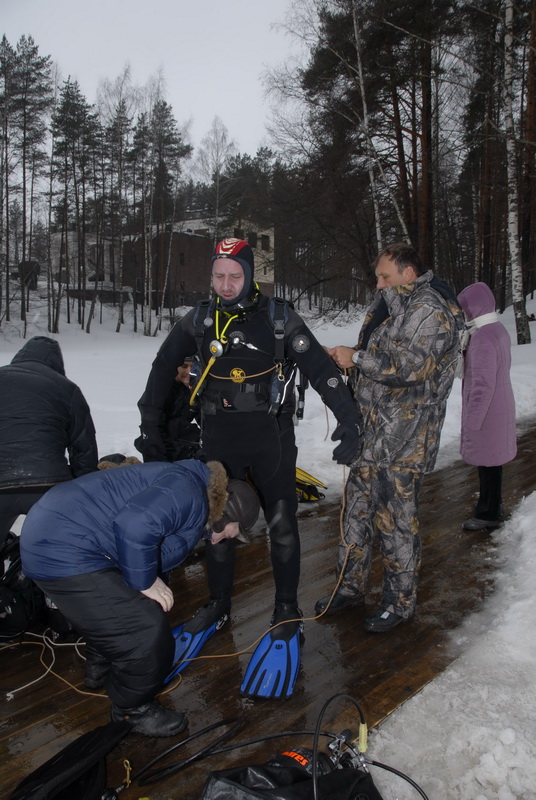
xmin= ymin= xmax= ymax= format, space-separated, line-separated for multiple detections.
xmin=376 ymin=242 xmax=424 ymax=277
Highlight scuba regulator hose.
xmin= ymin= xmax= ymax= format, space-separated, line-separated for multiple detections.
xmin=310 ymin=693 xmax=430 ymax=800
xmin=102 ymin=717 xmax=245 ymax=797
xmin=189 ymin=307 xmax=239 ymax=407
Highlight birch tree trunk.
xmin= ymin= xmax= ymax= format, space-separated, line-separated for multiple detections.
xmin=351 ymin=3 xmax=382 ymax=250
xmin=521 ymin=0 xmax=536 ymax=295
xmin=503 ymin=0 xmax=531 ymax=344
xmin=346 ymin=2 xmax=409 ymax=244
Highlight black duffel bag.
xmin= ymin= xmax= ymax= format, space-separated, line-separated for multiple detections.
xmin=201 ymin=747 xmax=384 ymax=800
xmin=8 ymin=721 xmax=130 ymax=800
xmin=0 ymin=533 xmax=46 ymax=642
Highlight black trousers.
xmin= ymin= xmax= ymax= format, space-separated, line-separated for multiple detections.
xmin=35 ymin=569 xmax=175 ymax=709
xmin=201 ymin=411 xmax=300 ymax=606
xmin=474 ymin=465 xmax=503 ymax=521
xmin=0 ymin=487 xmax=53 ymax=549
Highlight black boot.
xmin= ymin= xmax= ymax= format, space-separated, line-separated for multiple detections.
xmin=270 ymin=601 xmax=303 ymax=638
xmin=314 ymin=591 xmax=364 ymax=616
xmin=183 ymin=598 xmax=231 ymax=635
xmin=110 ymin=700 xmax=187 ymax=737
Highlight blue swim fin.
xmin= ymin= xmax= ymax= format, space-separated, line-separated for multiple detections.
xmin=240 ymin=605 xmax=303 ymax=699
xmin=164 ymin=599 xmax=229 ymax=683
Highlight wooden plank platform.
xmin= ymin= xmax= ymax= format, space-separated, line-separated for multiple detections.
xmin=1 ymin=423 xmax=534 ymax=799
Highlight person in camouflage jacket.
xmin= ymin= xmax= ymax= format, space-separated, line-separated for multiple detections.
xmin=315 ymin=242 xmax=464 ymax=633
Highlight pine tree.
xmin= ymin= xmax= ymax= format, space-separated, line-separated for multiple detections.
xmin=51 ymin=78 xmax=97 ymax=328
xmin=12 ymin=36 xmax=53 ymax=264
xmin=0 ymin=35 xmax=17 ymax=322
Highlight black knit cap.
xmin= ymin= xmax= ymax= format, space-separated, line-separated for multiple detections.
xmin=212 ymin=238 xmax=255 ymax=307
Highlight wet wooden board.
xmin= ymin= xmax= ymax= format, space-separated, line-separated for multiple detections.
xmin=1 ymin=424 xmax=534 ymax=800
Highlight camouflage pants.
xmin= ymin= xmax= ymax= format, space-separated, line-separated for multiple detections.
xmin=337 ymin=465 xmax=424 ymax=618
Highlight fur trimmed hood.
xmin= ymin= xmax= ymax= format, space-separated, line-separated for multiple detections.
xmin=97 ymin=455 xmax=142 ymax=469
xmin=205 ymin=460 xmax=229 ymax=528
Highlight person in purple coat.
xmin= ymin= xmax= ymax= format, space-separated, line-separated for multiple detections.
xmin=20 ymin=459 xmax=260 ymax=737
xmin=457 ymin=282 xmax=517 ymax=531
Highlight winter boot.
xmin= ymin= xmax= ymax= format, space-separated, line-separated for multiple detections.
xmin=462 ymin=517 xmax=501 ymax=531
xmin=110 ymin=700 xmax=187 ymax=737
xmin=314 ymin=590 xmax=364 ymax=616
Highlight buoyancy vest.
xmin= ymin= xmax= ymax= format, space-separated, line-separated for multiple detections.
xmin=189 ymin=295 xmax=297 ymax=416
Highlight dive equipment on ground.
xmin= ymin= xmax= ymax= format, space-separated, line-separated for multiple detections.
xmin=201 ymin=693 xmax=429 ymax=799
xmin=201 ymin=694 xmax=384 ymax=799
xmin=240 ymin=603 xmax=303 ymax=700
xmin=7 ymin=721 xmax=130 ymax=800
xmin=98 ymin=694 xmax=427 ymax=799
xmin=201 ymin=749 xmax=383 ymax=799
xmin=136 ymin=717 xmax=245 ymax=787
xmin=295 ymin=467 xmax=327 ymax=503
xmin=164 ymin=599 xmax=229 ymax=682
xmin=1 ymin=532 xmax=46 ymax=642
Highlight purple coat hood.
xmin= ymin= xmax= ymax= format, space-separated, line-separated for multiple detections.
xmin=457 ymin=283 xmax=516 ymax=466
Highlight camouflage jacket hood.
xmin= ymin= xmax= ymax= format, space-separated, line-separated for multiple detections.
xmin=353 ymin=270 xmax=464 ymax=473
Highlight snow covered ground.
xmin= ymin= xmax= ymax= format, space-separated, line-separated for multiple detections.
xmin=1 ymin=291 xmax=535 ymax=799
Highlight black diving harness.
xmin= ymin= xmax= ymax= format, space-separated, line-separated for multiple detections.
xmin=188 ymin=296 xmax=296 ymax=416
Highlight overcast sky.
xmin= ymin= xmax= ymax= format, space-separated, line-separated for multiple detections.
xmin=3 ymin=0 xmax=298 ymax=156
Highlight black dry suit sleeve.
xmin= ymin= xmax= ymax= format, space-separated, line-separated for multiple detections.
xmin=286 ymin=316 xmax=360 ymax=425
xmin=285 ymin=314 xmax=361 ymax=465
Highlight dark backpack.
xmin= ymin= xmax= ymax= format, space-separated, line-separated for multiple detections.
xmin=0 ymin=533 xmax=46 ymax=642
xmin=8 ymin=721 xmax=130 ymax=800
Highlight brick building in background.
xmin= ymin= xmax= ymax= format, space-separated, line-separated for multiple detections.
xmin=122 ymin=230 xmax=213 ymax=308
xmin=122 ymin=221 xmax=274 ymax=310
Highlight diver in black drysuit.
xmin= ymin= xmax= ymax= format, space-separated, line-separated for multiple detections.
xmin=138 ymin=238 xmax=360 ymax=634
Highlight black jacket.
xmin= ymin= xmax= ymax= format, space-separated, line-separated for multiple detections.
xmin=135 ymin=379 xmax=200 ymax=462
xmin=0 ymin=337 xmax=98 ymax=489
xmin=138 ymin=294 xmax=359 ymax=461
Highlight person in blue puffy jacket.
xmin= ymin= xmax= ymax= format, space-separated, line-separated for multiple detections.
xmin=20 ymin=459 xmax=259 ymax=737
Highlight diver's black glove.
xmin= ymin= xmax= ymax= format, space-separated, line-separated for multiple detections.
xmin=137 ymin=425 xmax=166 ymax=462
xmin=331 ymin=422 xmax=360 ymax=466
